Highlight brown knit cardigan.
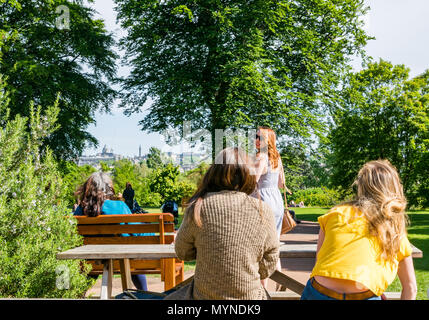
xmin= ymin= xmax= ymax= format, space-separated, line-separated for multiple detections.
xmin=174 ymin=190 xmax=280 ymax=300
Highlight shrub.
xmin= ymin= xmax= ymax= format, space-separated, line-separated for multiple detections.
xmin=0 ymin=85 xmax=93 ymax=298
xmin=288 ymin=187 xmax=342 ymax=207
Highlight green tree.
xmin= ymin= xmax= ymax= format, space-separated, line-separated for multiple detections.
xmin=0 ymin=77 xmax=92 ymax=298
xmin=150 ymin=163 xmax=181 ymax=201
xmin=146 ymin=147 xmax=165 ymax=169
xmin=59 ymin=161 xmax=96 ymax=207
xmin=328 ymin=60 xmax=429 ymax=207
xmin=115 ymin=0 xmax=370 ymax=159
xmin=279 ymin=142 xmax=330 ymax=192
xmin=111 ymin=159 xmax=140 ymax=192
xmin=0 ymin=0 xmax=118 ymax=159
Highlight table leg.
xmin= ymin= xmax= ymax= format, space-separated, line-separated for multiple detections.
xmin=269 ymin=270 xmax=305 ymax=295
xmin=164 ymin=258 xmax=176 ymax=291
xmin=119 ymin=258 xmax=132 ymax=291
xmin=100 ymin=259 xmax=113 ymax=300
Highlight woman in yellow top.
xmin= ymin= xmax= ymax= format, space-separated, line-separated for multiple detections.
xmin=301 ymin=160 xmax=417 ymax=300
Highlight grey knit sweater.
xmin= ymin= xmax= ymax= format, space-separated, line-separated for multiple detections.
xmin=175 ymin=190 xmax=280 ymax=300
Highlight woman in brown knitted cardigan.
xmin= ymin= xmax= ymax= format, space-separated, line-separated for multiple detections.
xmin=174 ymin=147 xmax=280 ymax=300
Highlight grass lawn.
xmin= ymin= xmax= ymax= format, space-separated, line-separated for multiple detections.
xmin=143 ymin=206 xmax=428 ymax=300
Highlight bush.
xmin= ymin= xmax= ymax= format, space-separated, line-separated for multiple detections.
xmin=288 ymin=187 xmax=342 ymax=207
xmin=59 ymin=162 xmax=96 ymax=207
xmin=0 ymin=87 xmax=93 ymax=298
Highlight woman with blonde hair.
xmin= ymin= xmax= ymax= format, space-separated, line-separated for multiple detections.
xmin=301 ymin=160 xmax=417 ymax=300
xmin=173 ymin=147 xmax=279 ymax=300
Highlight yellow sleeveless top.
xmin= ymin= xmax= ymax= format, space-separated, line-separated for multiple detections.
xmin=310 ymin=205 xmax=412 ymax=296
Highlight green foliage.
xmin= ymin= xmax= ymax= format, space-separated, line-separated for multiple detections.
xmin=0 ymin=80 xmax=92 ymax=298
xmin=115 ymin=0 xmax=371 ymax=159
xmin=59 ymin=161 xmax=96 ymax=207
xmin=327 ymin=60 xmax=429 ymax=207
xmin=99 ymin=161 xmax=110 ymax=173
xmin=149 ymin=163 xmax=196 ymax=204
xmin=146 ymin=147 xmax=165 ymax=169
xmin=0 ymin=0 xmax=118 ymax=159
xmin=288 ymin=187 xmax=343 ymax=207
xmin=110 ymin=159 xmax=162 ymax=207
xmin=180 ymin=162 xmax=210 ymax=186
xmin=280 ymin=142 xmax=330 ymax=191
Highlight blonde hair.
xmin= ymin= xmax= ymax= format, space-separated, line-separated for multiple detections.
xmin=351 ymin=160 xmax=409 ymax=261
xmin=258 ymin=126 xmax=280 ymax=169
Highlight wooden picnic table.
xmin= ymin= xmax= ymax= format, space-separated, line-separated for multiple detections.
xmin=57 ymin=244 xmax=177 ymax=299
xmin=57 ymin=241 xmax=423 ymax=299
xmin=57 ymin=243 xmax=325 ymax=299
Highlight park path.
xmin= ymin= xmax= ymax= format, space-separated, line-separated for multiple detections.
xmin=84 ymin=221 xmax=319 ymax=298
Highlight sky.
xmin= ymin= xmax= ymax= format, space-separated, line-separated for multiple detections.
xmin=83 ymin=0 xmax=429 ymax=158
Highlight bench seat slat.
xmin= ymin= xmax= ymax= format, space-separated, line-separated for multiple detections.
xmin=83 ymin=235 xmax=175 ymax=245
xmin=77 ymin=223 xmax=174 ymax=235
xmin=75 ymin=213 xmax=174 ymax=224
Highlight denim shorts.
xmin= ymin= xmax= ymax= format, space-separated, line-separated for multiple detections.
xmin=300 ymin=279 xmax=381 ymax=300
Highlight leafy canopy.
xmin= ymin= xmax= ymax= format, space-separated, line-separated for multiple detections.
xmin=115 ymin=0 xmax=370 ymax=158
xmin=0 ymin=0 xmax=118 ymax=159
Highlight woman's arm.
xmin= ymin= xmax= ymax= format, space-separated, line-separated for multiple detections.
xmin=277 ymin=158 xmax=286 ymax=189
xmin=259 ymin=207 xmax=280 ymax=279
xmin=174 ymin=215 xmax=197 ymax=261
xmin=397 ymin=256 xmax=417 ymax=300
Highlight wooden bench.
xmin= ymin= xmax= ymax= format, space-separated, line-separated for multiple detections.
xmin=75 ymin=213 xmax=184 ymax=291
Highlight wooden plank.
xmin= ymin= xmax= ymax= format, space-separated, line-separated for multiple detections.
xmin=77 ymin=223 xmax=174 ymax=235
xmin=279 ymin=244 xmax=317 ymax=258
xmin=119 ymin=259 xmax=132 ymax=291
xmin=269 ymin=270 xmax=305 ymax=295
xmin=83 ymin=235 xmax=175 ymax=245
xmin=57 ymin=244 xmax=177 ymax=260
xmin=85 ymin=259 xmax=162 ymax=272
xmin=159 ymin=215 xmax=165 ymax=282
xmin=279 ymin=243 xmax=423 ymax=259
xmin=75 ymin=213 xmax=174 ymax=224
xmin=383 ymin=292 xmax=401 ymax=300
xmin=164 ymin=258 xmax=176 ymax=291
xmin=411 ymin=244 xmax=423 ymax=258
xmin=100 ymin=259 xmax=113 ymax=300
xmin=268 ymin=291 xmax=301 ymax=300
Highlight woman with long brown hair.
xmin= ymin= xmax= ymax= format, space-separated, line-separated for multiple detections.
xmin=301 ymin=160 xmax=417 ymax=300
xmin=74 ymin=172 xmax=148 ymax=292
xmin=173 ymin=147 xmax=279 ymax=299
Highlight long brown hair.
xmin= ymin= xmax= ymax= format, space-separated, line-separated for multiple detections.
xmin=75 ymin=172 xmax=118 ymax=217
xmin=185 ymin=147 xmax=257 ymax=227
xmin=351 ymin=160 xmax=409 ymax=261
xmin=258 ymin=126 xmax=281 ymax=169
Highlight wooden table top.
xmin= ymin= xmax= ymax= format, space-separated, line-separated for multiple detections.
xmin=279 ymin=243 xmax=423 ymax=258
xmin=57 ymin=242 xmax=423 ymax=261
xmin=56 ymin=244 xmax=177 ymax=260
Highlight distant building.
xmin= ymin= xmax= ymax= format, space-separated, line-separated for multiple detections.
xmin=78 ymin=144 xmax=211 ymax=171
xmin=78 ymin=145 xmax=123 ymax=167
